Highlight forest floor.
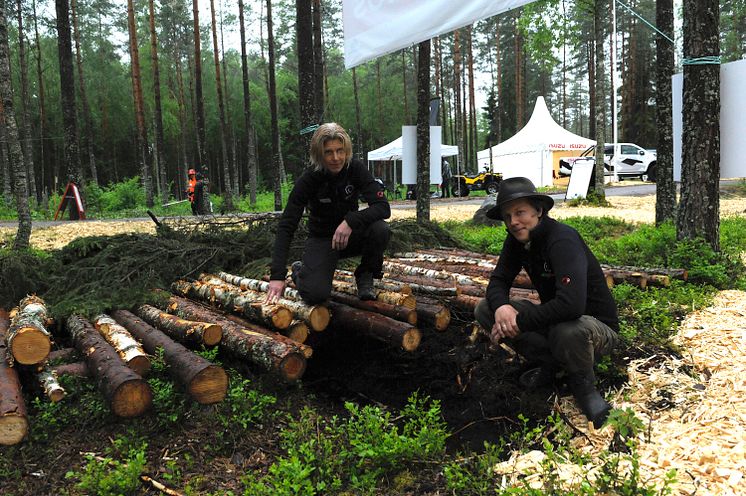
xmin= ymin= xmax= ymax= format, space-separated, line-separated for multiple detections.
xmin=0 ymin=192 xmax=744 ymax=495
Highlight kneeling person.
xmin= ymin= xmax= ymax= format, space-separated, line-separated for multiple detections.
xmin=266 ymin=123 xmax=391 ymax=305
xmin=474 ymin=177 xmax=619 ymax=428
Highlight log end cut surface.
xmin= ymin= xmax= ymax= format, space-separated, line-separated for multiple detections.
xmin=279 ymin=353 xmax=307 ymax=382
xmin=0 ymin=415 xmax=28 ymax=446
xmin=201 ymin=324 xmax=223 ymax=346
xmin=270 ymin=307 xmax=293 ymax=330
xmin=434 ymin=309 xmax=451 ymax=332
xmin=11 ymin=328 xmax=51 ymax=365
xmin=188 ymin=365 xmax=228 ymax=404
xmin=309 ymin=306 xmax=330 ymax=332
xmin=111 ymin=380 xmax=153 ymax=418
xmin=402 ymin=328 xmax=422 ymax=352
xmin=126 ymin=356 xmax=152 ymax=377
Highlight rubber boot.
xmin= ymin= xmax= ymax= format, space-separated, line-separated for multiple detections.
xmin=568 ymin=371 xmax=612 ymax=428
xmin=355 ymin=272 xmax=376 ymax=301
xmin=290 ymin=261 xmax=303 ymax=287
xmin=518 ymin=364 xmax=557 ymax=391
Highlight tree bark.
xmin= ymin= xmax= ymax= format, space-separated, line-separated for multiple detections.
xmin=32 ymin=0 xmax=46 ymax=198
xmin=266 ymin=0 xmax=282 ymax=211
xmin=655 ymin=0 xmax=675 ymax=225
xmin=94 ymin=314 xmax=151 ymax=377
xmin=414 ymin=298 xmax=450 ymax=332
xmin=70 ymin=0 xmax=97 ymax=187
xmin=136 ymin=304 xmax=222 ymax=346
xmin=331 ymin=279 xmax=416 ymax=309
xmin=0 ymin=3 xmax=31 ymax=249
xmin=352 ymin=67 xmax=363 ymax=158
xmin=677 ymin=0 xmax=720 ymax=250
xmin=6 ymin=295 xmax=51 ymax=366
xmin=453 ymin=31 xmax=463 ymax=174
xmin=15 ymin=0 xmax=38 ymax=201
xmin=112 ymin=310 xmax=227 ymax=404
xmin=37 ymin=368 xmax=66 ymax=402
xmin=192 ymin=0 xmax=207 ymax=170
xmin=329 ymin=291 xmax=417 ymax=326
xmin=297 ymin=0 xmax=315 ymax=156
xmin=312 ymin=0 xmax=324 ymax=119
xmin=467 ymin=25 xmax=477 ymax=171
xmin=0 ymin=312 xmax=28 ymax=445
xmin=66 ymin=315 xmax=152 ymax=418
xmin=592 ymin=0 xmax=607 ymax=195
xmin=326 ymin=301 xmax=421 ymax=352
xmin=148 ymin=0 xmax=167 ymax=203
xmin=209 ymin=0 xmax=233 ymax=209
xmin=416 ymin=39 xmax=431 ymax=223
xmin=238 ymin=0 xmax=258 ymax=206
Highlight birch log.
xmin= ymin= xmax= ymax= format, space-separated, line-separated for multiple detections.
xmin=331 ymin=280 xmax=416 ymax=309
xmin=94 ymin=314 xmax=151 ymax=376
xmin=0 ymin=310 xmax=28 ymax=445
xmin=112 ymin=310 xmax=228 ymax=404
xmin=6 ymin=295 xmax=52 ymax=365
xmin=37 ymin=369 xmax=66 ymax=402
xmin=66 ymin=315 xmax=152 ymax=418
xmin=383 ymin=261 xmax=486 ymax=286
xmin=136 ymin=304 xmax=222 ymax=346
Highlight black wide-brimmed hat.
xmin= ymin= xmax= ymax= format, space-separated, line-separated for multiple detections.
xmin=486 ymin=177 xmax=554 ymax=220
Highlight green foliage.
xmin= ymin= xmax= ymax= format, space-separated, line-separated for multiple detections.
xmin=65 ymin=437 xmax=148 ymax=496
xmin=606 ymin=408 xmax=645 ymax=442
xmin=244 ymin=394 xmax=448 ymax=495
xmin=0 ymin=248 xmax=53 ymax=308
xmin=559 ymin=216 xmax=636 ymax=242
xmin=218 ymin=372 xmax=277 ymax=432
xmin=565 ymin=191 xmax=612 ymax=207
xmin=443 ymin=221 xmax=507 ymax=255
xmin=387 ymin=220 xmax=467 ymax=255
xmin=443 ymin=442 xmax=506 ymax=494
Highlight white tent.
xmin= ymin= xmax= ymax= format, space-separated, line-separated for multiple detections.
xmin=476 ymin=96 xmax=595 ymax=187
xmin=367 ymin=136 xmax=459 ymax=161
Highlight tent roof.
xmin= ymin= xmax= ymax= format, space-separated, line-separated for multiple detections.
xmin=367 ymin=136 xmax=459 ymax=161
xmin=477 ymin=97 xmax=595 ymax=159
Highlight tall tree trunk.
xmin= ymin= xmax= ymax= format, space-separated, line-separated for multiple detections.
xmin=32 ymin=0 xmax=45 ymax=198
xmin=174 ymin=51 xmax=189 ymax=196
xmin=592 ymin=0 xmax=606 ymax=195
xmin=433 ymin=36 xmax=442 ymax=125
xmin=453 ymin=31 xmax=463 ymax=175
xmin=402 ymin=49 xmax=409 ymax=123
xmin=376 ymin=60 xmax=383 ymax=141
xmin=127 ymin=0 xmax=153 ymax=207
xmin=312 ymin=0 xmax=324 ymax=120
xmin=192 ymin=0 xmax=207 ymax=171
xmin=55 ymin=0 xmax=83 ymax=190
xmin=352 ymin=67 xmax=363 ymax=159
xmin=514 ymin=19 xmax=524 ymax=130
xmin=297 ymin=0 xmax=315 ymax=159
xmin=416 ymin=40 xmax=430 ymax=224
xmin=467 ymin=25 xmax=477 ymax=172
xmin=148 ymin=0 xmax=167 ymax=203
xmin=70 ymin=0 xmax=97 ymax=188
xmin=219 ymin=4 xmax=238 ymax=195
xmin=495 ymin=20 xmax=502 ymax=144
xmin=587 ymin=39 xmax=596 ymax=138
xmin=655 ymin=0 xmax=675 ymax=225
xmin=0 ymin=103 xmax=10 ymax=205
xmin=0 ymin=5 xmax=30 ymax=248
xmin=209 ymin=0 xmax=233 ymax=210
xmin=15 ymin=0 xmax=37 ymax=202
xmin=266 ymin=0 xmax=281 ymax=211
xmin=238 ymin=0 xmax=257 ymax=206
xmin=677 ymin=0 xmax=720 ymax=250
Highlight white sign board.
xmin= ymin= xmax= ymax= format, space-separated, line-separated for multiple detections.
xmin=342 ymin=0 xmax=536 ymax=69
xmin=565 ymin=160 xmax=594 ymax=200
xmin=673 ymin=58 xmax=746 ymax=181
xmin=401 ymin=126 xmax=442 ymax=185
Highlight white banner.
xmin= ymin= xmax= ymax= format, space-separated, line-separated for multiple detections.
xmin=402 ymin=126 xmax=442 ymax=185
xmin=343 ymin=0 xmax=536 ymax=69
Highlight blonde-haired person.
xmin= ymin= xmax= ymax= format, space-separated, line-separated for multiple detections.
xmin=266 ymin=123 xmax=391 ymax=304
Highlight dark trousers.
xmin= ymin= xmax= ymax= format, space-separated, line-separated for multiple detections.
xmin=296 ymin=220 xmax=391 ymax=304
xmin=474 ymin=298 xmax=618 ymax=375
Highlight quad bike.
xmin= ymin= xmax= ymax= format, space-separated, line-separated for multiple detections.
xmin=451 ymin=170 xmax=502 ymax=197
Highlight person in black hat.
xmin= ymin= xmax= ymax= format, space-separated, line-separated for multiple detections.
xmin=474 ymin=177 xmax=619 ymax=428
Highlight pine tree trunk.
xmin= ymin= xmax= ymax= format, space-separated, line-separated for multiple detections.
xmin=592 ymin=0 xmax=606 ymax=195
xmin=55 ymin=0 xmax=83 ymax=189
xmin=266 ymin=0 xmax=282 ymax=211
xmin=352 ymin=67 xmax=363 ymax=158
xmin=326 ymin=302 xmax=421 ymax=352
xmin=495 ymin=20 xmax=502 ymax=144
xmin=70 ymin=0 xmax=97 ymax=187
xmin=416 ymin=40 xmax=431 ymax=224
xmin=453 ymin=31 xmax=463 ymax=176
xmin=15 ymin=0 xmax=38 ymax=202
xmin=209 ymin=0 xmax=233 ymax=209
xmin=219 ymin=8 xmax=239 ymax=196
xmin=193 ymin=0 xmax=207 ymax=170
xmin=376 ymin=60 xmax=383 ymax=140
xmin=0 ymin=4 xmax=31 ymax=248
xmin=32 ymin=0 xmax=45 ymax=199
xmin=677 ymin=0 xmax=720 ymax=250
xmin=402 ymin=50 xmax=409 ymax=123
xmin=174 ymin=51 xmax=190 ymax=195
xmin=238 ymin=0 xmax=258 ymax=206
xmin=467 ymin=26 xmax=477 ymax=172
xmin=127 ymin=0 xmax=153 ymax=207
xmin=148 ymin=0 xmax=168 ymax=203
xmin=312 ymin=0 xmax=324 ymax=120
xmin=588 ymin=39 xmax=596 ymax=138
xmin=514 ymin=19 xmax=524 ymax=130
xmin=655 ymin=0 xmax=676 ymax=225
xmin=297 ymin=0 xmax=315 ymax=157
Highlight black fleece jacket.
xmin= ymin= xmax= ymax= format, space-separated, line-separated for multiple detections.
xmin=486 ymin=216 xmax=619 ymax=333
xmin=270 ymin=158 xmax=390 ymax=280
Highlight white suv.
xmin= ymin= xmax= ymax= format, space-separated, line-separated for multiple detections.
xmin=559 ymin=143 xmax=657 ymax=182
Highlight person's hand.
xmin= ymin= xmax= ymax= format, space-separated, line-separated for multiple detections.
xmin=490 ymin=304 xmax=519 ymax=343
xmin=332 ymin=220 xmax=352 ymax=250
xmin=265 ymin=280 xmax=286 ymax=304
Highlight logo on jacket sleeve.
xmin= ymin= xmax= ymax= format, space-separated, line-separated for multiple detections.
xmin=561 ymin=276 xmax=571 ymax=285
xmin=376 ymin=190 xmax=384 ymax=198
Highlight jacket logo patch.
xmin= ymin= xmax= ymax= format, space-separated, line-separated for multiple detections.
xmin=344 ymin=185 xmax=355 ymax=198
xmin=376 ymin=190 xmax=384 ymax=198
xmin=561 ymin=276 xmax=571 ymax=285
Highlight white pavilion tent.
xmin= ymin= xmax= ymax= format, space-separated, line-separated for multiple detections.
xmin=367 ymin=136 xmax=459 ymax=186
xmin=476 ymin=96 xmax=595 ymax=187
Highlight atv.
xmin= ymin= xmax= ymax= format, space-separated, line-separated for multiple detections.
xmin=451 ymin=169 xmax=502 ymax=197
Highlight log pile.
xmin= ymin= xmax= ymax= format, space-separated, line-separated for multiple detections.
xmin=0 ymin=309 xmax=28 ymax=445
xmin=5 ymin=296 xmax=52 ymax=366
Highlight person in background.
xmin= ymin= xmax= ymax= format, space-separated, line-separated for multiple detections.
xmin=186 ymin=169 xmax=198 ymax=215
xmin=441 ymin=159 xmax=452 ymax=198
xmin=266 ymin=123 xmax=391 ymax=305
xmin=474 ymin=177 xmax=619 ymax=428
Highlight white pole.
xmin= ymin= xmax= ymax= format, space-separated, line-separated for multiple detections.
xmin=611 ymin=0 xmax=619 ymax=182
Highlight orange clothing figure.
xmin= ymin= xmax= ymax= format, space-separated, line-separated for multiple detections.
xmin=186 ymin=169 xmax=197 ymax=203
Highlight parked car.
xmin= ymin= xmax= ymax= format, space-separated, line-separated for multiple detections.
xmin=559 ymin=143 xmax=657 ymax=182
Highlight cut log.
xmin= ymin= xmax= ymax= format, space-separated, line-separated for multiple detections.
xmin=136 ymin=304 xmax=222 ymax=346
xmin=383 ymin=260 xmax=486 ymax=286
xmin=0 ymin=311 xmax=28 ymax=445
xmin=458 ymin=285 xmax=486 ymax=297
xmin=172 ymin=279 xmax=293 ymax=330
xmin=66 ymin=315 xmax=152 ymax=418
xmin=112 ymin=310 xmax=228 ymax=404
xmin=603 ymin=269 xmax=648 ymax=289
xmin=37 ymin=369 xmax=66 ymax=403
xmin=201 ymin=275 xmax=329 ymax=331
xmin=418 ymin=247 xmax=500 ymax=262
xmin=166 ymin=295 xmax=309 ymax=380
xmin=48 ymin=347 xmax=80 ymax=363
xmin=222 ymin=313 xmax=310 ymax=347
xmin=393 ymin=252 xmax=497 ymax=269
xmin=331 ymin=280 xmax=416 ymax=309
xmin=413 ymin=299 xmax=451 ymax=332
xmin=218 ymin=271 xmax=303 ymax=300
xmin=51 ymin=362 xmax=90 ymax=377
xmin=326 ymin=301 xmax=421 ymax=352
xmin=333 ymin=270 xmax=413 ymax=295
xmin=601 ymin=264 xmax=687 ymax=281
xmin=330 ymin=291 xmax=417 ymax=325
xmin=5 ymin=295 xmax=52 ymax=365
xmin=381 ymin=273 xmax=461 ymax=296
xmin=94 ymin=314 xmax=151 ymax=377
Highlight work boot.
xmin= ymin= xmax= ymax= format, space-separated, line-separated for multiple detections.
xmin=290 ymin=261 xmax=303 ymax=287
xmin=355 ymin=272 xmax=376 ymax=301
xmin=518 ymin=364 xmax=556 ymax=391
xmin=568 ymin=371 xmax=612 ymax=429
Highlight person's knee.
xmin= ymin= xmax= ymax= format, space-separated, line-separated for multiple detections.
xmin=548 ymin=322 xmax=594 ymax=371
xmin=367 ymin=220 xmax=391 ymax=244
xmin=298 ymin=284 xmax=330 ymax=305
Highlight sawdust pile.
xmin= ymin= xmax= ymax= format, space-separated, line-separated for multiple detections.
xmin=493 ymin=290 xmax=746 ymax=495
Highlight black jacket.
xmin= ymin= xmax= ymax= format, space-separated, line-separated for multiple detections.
xmin=270 ymin=158 xmax=390 ymax=280
xmin=485 ymin=216 xmax=619 ymax=333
